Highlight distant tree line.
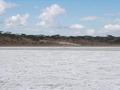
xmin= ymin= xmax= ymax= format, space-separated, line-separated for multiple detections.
xmin=0 ymin=31 xmax=120 ymax=46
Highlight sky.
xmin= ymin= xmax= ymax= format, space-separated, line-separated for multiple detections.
xmin=0 ymin=0 xmax=120 ymax=36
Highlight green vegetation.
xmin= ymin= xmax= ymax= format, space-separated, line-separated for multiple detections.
xmin=0 ymin=31 xmax=120 ymax=46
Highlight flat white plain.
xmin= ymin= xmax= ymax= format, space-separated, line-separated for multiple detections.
xmin=0 ymin=47 xmax=120 ymax=90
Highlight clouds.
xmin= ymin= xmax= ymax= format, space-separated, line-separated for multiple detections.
xmin=0 ymin=0 xmax=120 ymax=36
xmin=37 ymin=4 xmax=65 ymax=27
xmin=82 ymin=16 xmax=98 ymax=21
xmin=5 ymin=14 xmax=29 ymax=28
xmin=104 ymin=24 xmax=120 ymax=31
xmin=69 ymin=24 xmax=84 ymax=30
xmin=0 ymin=0 xmax=6 ymax=15
xmin=0 ymin=0 xmax=17 ymax=15
xmin=101 ymin=24 xmax=120 ymax=36
xmin=63 ymin=24 xmax=95 ymax=36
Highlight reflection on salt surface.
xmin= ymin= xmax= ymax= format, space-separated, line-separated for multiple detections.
xmin=0 ymin=47 xmax=120 ymax=90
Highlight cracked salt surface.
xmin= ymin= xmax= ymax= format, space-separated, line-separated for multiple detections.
xmin=0 ymin=47 xmax=120 ymax=90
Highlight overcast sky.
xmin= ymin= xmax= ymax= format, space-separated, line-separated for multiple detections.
xmin=0 ymin=0 xmax=120 ymax=36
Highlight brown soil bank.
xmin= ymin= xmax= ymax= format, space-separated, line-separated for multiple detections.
xmin=0 ymin=33 xmax=120 ymax=46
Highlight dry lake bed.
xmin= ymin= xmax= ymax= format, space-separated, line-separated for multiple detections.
xmin=0 ymin=47 xmax=120 ymax=90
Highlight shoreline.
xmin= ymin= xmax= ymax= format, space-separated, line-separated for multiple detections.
xmin=0 ymin=46 xmax=120 ymax=51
